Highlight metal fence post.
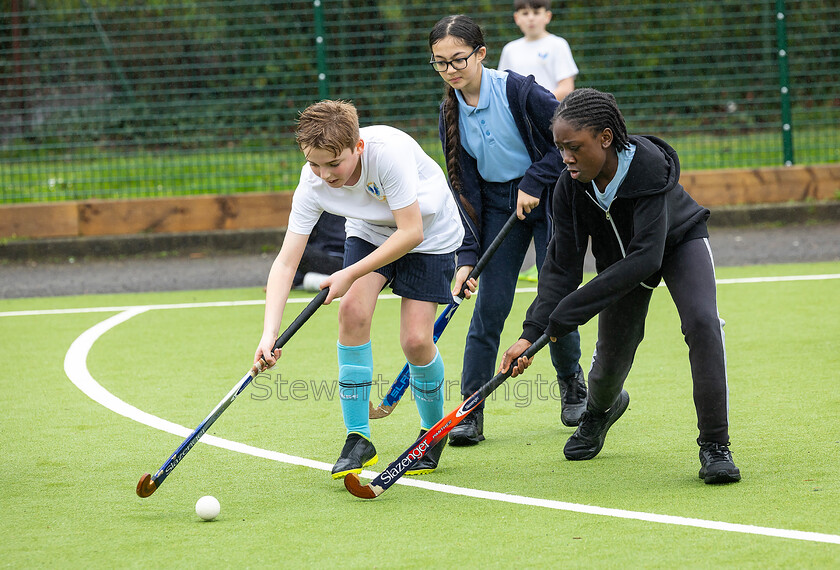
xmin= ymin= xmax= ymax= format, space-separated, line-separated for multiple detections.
xmin=81 ymin=0 xmax=138 ymax=106
xmin=313 ymin=0 xmax=329 ymax=99
xmin=775 ymin=0 xmax=794 ymax=166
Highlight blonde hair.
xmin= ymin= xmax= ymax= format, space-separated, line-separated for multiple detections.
xmin=295 ymin=100 xmax=360 ymax=157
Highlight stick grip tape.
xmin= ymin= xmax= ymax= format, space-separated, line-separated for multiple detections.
xmin=456 ymin=211 xmax=519 ymax=298
xmin=273 ymin=287 xmax=329 ymax=350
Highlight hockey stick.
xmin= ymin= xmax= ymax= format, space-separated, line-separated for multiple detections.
xmin=346 ymin=334 xmax=550 ymax=498
xmin=369 ymin=211 xmax=520 ymax=419
xmin=136 ymin=287 xmax=330 ymax=498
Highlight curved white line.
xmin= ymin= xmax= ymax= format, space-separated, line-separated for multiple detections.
xmin=63 ymin=308 xmax=333 ymax=472
xmin=64 ymin=310 xmax=840 ymax=545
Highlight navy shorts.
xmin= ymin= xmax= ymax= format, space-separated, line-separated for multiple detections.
xmin=343 ymin=237 xmax=456 ymax=304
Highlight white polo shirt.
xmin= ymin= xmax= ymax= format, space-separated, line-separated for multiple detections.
xmin=498 ymin=34 xmax=578 ymax=93
xmin=288 ymin=125 xmax=464 ymax=255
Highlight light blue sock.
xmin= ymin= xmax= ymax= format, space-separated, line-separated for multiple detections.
xmin=337 ymin=341 xmax=373 ymax=439
xmin=410 ymin=348 xmax=445 ymax=430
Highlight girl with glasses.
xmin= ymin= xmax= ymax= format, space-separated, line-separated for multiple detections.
xmin=429 ymin=14 xmax=586 ymax=446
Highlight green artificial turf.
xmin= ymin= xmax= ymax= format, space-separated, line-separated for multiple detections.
xmin=1 ymin=262 xmax=838 ymax=567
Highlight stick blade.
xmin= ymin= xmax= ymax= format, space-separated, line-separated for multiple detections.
xmin=368 ymin=400 xmax=396 ymax=419
xmin=343 ymin=473 xmax=380 ymax=499
xmin=136 ymin=473 xmax=157 ymax=498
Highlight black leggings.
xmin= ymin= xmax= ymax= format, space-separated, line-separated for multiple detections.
xmin=586 ymin=237 xmax=730 ymax=445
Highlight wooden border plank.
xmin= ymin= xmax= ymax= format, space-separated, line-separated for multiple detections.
xmin=681 ymin=164 xmax=840 ymax=206
xmin=0 ymin=202 xmax=79 ymax=239
xmin=77 ymin=192 xmax=293 ymax=236
xmin=1 ymin=165 xmax=838 ymax=240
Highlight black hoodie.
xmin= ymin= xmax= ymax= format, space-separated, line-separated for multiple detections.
xmin=521 ymin=135 xmax=710 ymax=343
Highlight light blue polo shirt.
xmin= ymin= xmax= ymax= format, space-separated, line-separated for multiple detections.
xmin=455 ymin=67 xmax=532 ymax=183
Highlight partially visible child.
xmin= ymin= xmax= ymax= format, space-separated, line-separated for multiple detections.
xmin=500 ymin=88 xmax=741 ymax=484
xmin=498 ymin=0 xmax=579 ymax=101
xmin=500 ymin=0 xmax=580 ymax=282
xmin=254 ymin=100 xmax=464 ymax=479
xmin=293 ymin=211 xmax=346 ymax=291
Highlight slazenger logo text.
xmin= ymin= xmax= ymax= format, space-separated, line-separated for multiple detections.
xmin=380 ymin=440 xmax=430 ymax=484
xmin=378 ymin=419 xmax=453 ymax=484
xmin=164 ymin=426 xmax=208 ymax=473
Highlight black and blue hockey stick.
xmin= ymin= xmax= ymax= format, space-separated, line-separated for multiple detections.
xmin=369 ymin=211 xmax=520 ymax=418
xmin=136 ymin=287 xmax=329 ymax=498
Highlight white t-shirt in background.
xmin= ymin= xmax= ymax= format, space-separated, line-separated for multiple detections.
xmin=498 ymin=34 xmax=578 ymax=93
xmin=288 ymin=125 xmax=464 ymax=255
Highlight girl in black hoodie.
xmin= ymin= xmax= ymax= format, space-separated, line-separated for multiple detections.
xmin=501 ymin=88 xmax=740 ymax=484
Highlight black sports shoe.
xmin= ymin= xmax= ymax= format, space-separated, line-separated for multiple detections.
xmin=564 ymin=390 xmax=630 ymax=460
xmin=406 ymin=429 xmax=446 ymax=475
xmin=558 ymin=367 xmax=587 ymax=427
xmin=331 ymin=432 xmax=378 ymax=480
xmin=698 ymin=441 xmax=741 ymax=484
xmin=448 ymin=408 xmax=484 ymax=446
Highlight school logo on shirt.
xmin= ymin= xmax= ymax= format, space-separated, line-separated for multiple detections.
xmin=538 ymin=52 xmax=549 ymax=59
xmin=366 ymin=182 xmax=385 ymax=200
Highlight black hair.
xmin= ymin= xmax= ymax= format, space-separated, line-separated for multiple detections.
xmin=514 ymin=0 xmax=551 ymax=10
xmin=429 ymin=15 xmax=485 ymax=225
xmin=553 ymin=88 xmax=630 ymax=151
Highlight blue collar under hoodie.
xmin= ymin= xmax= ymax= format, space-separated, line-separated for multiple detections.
xmin=592 ymin=143 xmax=636 ymax=211
xmin=520 ymin=134 xmax=711 ymax=344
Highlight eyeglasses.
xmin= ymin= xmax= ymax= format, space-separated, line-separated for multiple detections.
xmin=429 ymin=45 xmax=483 ymax=72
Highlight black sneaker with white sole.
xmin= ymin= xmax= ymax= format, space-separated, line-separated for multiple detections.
xmin=558 ymin=367 xmax=587 ymax=427
xmin=405 ymin=429 xmax=446 ymax=475
xmin=331 ymin=432 xmax=378 ymax=480
xmin=448 ymin=408 xmax=484 ymax=446
xmin=563 ymin=390 xmax=630 ymax=460
xmin=698 ymin=441 xmax=741 ymax=484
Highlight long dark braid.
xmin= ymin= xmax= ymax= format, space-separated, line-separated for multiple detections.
xmin=553 ymin=88 xmax=631 ymax=151
xmin=430 ymin=15 xmax=484 ymax=225
xmin=442 ymin=85 xmax=462 ymax=193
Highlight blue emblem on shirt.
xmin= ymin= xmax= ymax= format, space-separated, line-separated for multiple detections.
xmin=366 ymin=182 xmax=385 ymax=200
xmin=538 ymin=52 xmax=549 ymax=59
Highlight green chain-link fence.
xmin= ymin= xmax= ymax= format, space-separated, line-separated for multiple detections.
xmin=1 ymin=0 xmax=838 ymax=203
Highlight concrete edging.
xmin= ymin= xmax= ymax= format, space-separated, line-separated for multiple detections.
xmin=707 ymin=201 xmax=840 ymax=226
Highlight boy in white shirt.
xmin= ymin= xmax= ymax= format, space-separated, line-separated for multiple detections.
xmin=498 ymin=0 xmax=579 ymax=101
xmin=501 ymin=2 xmax=579 ymax=283
xmin=254 ymin=100 xmax=463 ymax=479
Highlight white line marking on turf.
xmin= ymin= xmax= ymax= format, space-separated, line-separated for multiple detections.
xmin=381 ymin=477 xmax=840 ymax=545
xmin=3 ymin=298 xmax=278 ymax=318
xmin=514 ymin=273 xmax=840 ymax=294
xmin=3 ymin=273 xmax=839 ymax=318
xmin=0 ymin=294 xmax=399 ymax=318
xmin=62 ymin=308 xmax=840 ymax=545
xmin=63 ymin=309 xmax=336 ymax=473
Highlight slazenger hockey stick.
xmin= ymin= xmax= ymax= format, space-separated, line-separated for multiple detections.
xmin=369 ymin=211 xmax=520 ymax=419
xmin=136 ymin=287 xmax=329 ymax=498
xmin=347 ymin=334 xmax=550 ymax=498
